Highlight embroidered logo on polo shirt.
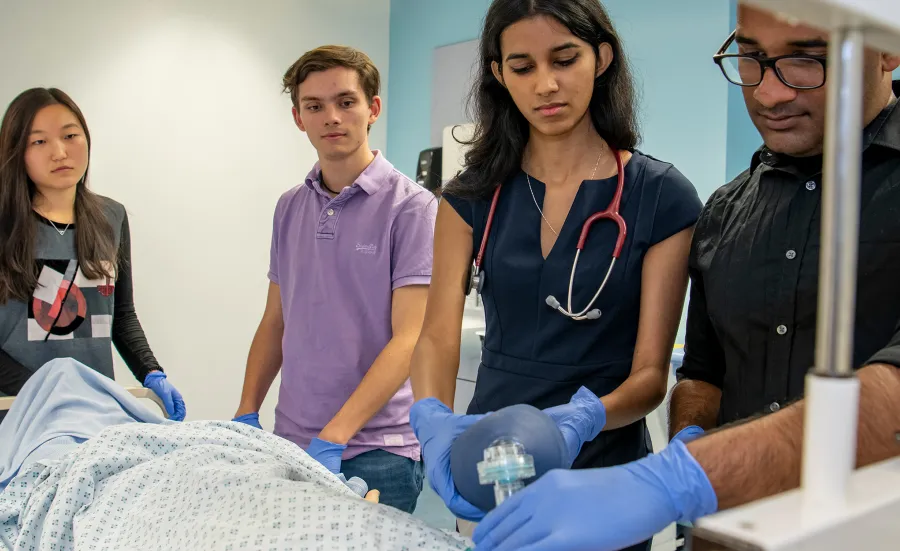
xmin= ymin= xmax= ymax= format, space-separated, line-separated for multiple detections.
xmin=355 ymin=243 xmax=377 ymax=255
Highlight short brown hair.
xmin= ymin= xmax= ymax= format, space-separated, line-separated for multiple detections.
xmin=282 ymin=45 xmax=380 ymax=110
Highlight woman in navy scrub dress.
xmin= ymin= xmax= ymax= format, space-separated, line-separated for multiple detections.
xmin=408 ymin=1 xmax=702 ymax=547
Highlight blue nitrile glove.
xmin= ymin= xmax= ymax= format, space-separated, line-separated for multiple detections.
xmin=307 ymin=437 xmax=347 ymax=475
xmin=672 ymin=425 xmax=705 ymax=444
xmin=142 ymin=371 xmax=186 ymax=421
xmin=232 ymin=412 xmax=263 ymax=429
xmin=472 ymin=440 xmax=718 ymax=551
xmin=409 ymin=397 xmax=487 ymax=522
xmin=541 ymin=386 xmax=606 ymax=466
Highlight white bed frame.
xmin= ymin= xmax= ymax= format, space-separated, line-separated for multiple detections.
xmin=0 ymin=387 xmax=169 ymax=419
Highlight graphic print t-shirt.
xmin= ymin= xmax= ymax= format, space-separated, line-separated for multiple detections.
xmin=30 ymin=257 xmax=117 ymax=343
xmin=0 ymin=199 xmax=126 ymax=384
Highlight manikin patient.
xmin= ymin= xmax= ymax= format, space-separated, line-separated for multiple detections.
xmin=0 ymin=360 xmax=470 ymax=551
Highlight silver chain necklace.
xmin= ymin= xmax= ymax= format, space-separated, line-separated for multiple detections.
xmin=37 ymin=208 xmax=71 ymax=236
xmin=48 ymin=219 xmax=70 ymax=236
xmin=526 ymin=149 xmax=604 ymax=236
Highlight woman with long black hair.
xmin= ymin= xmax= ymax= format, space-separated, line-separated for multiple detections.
xmin=0 ymin=88 xmax=185 ymax=421
xmin=408 ymin=1 xmax=702 ymax=548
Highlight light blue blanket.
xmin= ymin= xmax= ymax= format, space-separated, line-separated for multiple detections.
xmin=0 ymin=358 xmax=167 ymax=488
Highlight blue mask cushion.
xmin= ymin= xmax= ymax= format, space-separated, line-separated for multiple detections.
xmin=449 ymin=403 xmax=570 ymax=512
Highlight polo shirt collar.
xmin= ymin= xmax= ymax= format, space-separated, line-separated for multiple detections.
xmin=304 ymin=150 xmax=394 ymax=197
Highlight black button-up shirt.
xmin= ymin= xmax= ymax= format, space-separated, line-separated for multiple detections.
xmin=679 ymin=82 xmax=900 ymax=425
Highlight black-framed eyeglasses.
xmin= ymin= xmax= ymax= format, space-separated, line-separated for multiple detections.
xmin=713 ymin=30 xmax=828 ymax=90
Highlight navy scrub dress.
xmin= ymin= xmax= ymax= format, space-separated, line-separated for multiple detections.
xmin=443 ymin=151 xmax=703 ymax=471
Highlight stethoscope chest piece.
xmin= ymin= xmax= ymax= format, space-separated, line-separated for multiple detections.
xmin=467 ymin=265 xmax=487 ymax=306
xmin=475 ymin=268 xmax=486 ymax=294
xmin=467 ymin=264 xmax=486 ymax=296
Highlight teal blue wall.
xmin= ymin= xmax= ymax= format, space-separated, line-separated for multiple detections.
xmin=387 ymin=0 xmax=491 ymax=180
xmin=387 ymin=0 xmax=732 ymax=202
xmin=725 ymin=0 xmax=763 ymax=182
xmin=387 ymin=0 xmax=898 ymax=194
xmin=388 ymin=0 xmax=734 ymax=345
xmin=387 ymin=1 xmax=898 ymax=345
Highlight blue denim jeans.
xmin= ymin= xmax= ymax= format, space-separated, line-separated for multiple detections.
xmin=341 ymin=449 xmax=424 ymax=513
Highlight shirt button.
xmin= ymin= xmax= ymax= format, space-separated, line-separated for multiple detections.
xmin=786 ymin=250 xmax=797 ymax=260
xmin=805 ymin=181 xmax=817 ymax=191
xmin=326 ymin=208 xmax=335 ymax=216
xmin=769 ymin=402 xmax=781 ymax=413
xmin=776 ymin=324 xmax=788 ymax=335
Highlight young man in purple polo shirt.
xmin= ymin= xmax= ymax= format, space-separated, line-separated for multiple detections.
xmin=232 ymin=45 xmax=436 ymax=512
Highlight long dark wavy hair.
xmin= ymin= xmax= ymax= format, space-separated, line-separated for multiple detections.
xmin=445 ymin=0 xmax=640 ymax=200
xmin=0 ymin=88 xmax=117 ymax=304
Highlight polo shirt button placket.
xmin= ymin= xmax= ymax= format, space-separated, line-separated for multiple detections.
xmin=324 ymin=206 xmax=338 ymax=233
xmin=318 ymin=201 xmax=341 ymax=237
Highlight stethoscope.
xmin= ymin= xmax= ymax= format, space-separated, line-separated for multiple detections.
xmin=467 ymin=149 xmax=626 ymax=321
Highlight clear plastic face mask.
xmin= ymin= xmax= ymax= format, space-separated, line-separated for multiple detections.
xmin=477 ymin=437 xmax=536 ymax=506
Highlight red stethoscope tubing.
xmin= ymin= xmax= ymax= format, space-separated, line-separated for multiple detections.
xmin=577 ymin=149 xmax=626 ymax=255
xmin=474 ymin=149 xmax=626 ymax=271
xmin=475 ymin=186 xmax=502 ymax=272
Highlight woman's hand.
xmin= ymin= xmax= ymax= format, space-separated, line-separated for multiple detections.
xmin=542 ymin=386 xmax=607 ymax=466
xmin=143 ymin=371 xmax=186 ymax=421
xmin=409 ymin=397 xmax=487 ymax=521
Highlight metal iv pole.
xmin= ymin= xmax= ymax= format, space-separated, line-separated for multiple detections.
xmin=802 ymin=23 xmax=865 ymax=510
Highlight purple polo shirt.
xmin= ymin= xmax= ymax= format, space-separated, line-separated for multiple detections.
xmin=269 ymin=151 xmax=436 ymax=461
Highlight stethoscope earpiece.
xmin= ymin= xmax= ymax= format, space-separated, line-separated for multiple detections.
xmin=546 ymin=295 xmax=601 ymax=321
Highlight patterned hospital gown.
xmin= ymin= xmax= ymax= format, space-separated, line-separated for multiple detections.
xmin=0 ymin=421 xmax=471 ymax=551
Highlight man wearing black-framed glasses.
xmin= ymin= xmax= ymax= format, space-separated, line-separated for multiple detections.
xmin=670 ymin=6 xmax=900 ymax=442
xmin=468 ymin=7 xmax=900 ymax=551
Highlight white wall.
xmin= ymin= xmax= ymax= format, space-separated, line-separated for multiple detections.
xmin=0 ymin=0 xmax=392 ymax=427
